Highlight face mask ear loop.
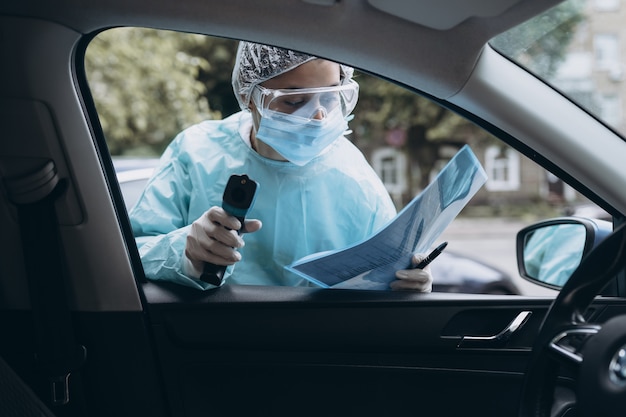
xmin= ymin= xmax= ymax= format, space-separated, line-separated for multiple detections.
xmin=344 ymin=114 xmax=355 ymax=135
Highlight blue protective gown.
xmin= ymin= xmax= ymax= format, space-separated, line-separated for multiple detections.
xmin=130 ymin=111 xmax=397 ymax=290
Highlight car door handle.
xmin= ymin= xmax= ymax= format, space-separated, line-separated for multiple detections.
xmin=458 ymin=311 xmax=532 ymax=349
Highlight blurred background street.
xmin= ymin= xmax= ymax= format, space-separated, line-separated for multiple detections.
xmin=439 ymin=217 xmax=558 ymax=296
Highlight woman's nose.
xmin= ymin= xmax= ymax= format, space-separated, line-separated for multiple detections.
xmin=311 ymin=107 xmax=327 ymax=120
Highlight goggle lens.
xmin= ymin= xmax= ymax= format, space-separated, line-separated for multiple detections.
xmin=252 ymin=81 xmax=358 ymax=121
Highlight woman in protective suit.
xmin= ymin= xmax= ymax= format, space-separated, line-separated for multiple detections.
xmin=130 ymin=41 xmax=433 ymax=291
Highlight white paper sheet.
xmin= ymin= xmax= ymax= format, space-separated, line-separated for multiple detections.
xmin=286 ymin=145 xmax=488 ymax=290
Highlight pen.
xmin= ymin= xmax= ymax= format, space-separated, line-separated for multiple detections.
xmin=415 ymin=241 xmax=448 ymax=269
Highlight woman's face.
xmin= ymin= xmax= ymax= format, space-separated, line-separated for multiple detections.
xmin=249 ymin=59 xmax=341 ymax=161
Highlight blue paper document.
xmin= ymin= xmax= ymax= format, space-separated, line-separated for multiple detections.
xmin=286 ymin=145 xmax=488 ymax=290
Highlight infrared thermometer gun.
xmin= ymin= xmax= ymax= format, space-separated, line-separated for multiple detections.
xmin=200 ymin=174 xmax=259 ymax=286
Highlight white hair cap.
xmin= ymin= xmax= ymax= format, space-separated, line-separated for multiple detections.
xmin=232 ymin=41 xmax=355 ymax=111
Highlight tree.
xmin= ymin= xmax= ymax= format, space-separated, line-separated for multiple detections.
xmin=490 ymin=0 xmax=586 ymax=78
xmin=85 ymin=28 xmax=220 ymax=156
xmin=353 ymin=74 xmax=481 ymax=201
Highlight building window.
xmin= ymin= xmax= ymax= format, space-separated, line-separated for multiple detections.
xmin=372 ymin=147 xmax=407 ymax=200
xmin=380 ymin=156 xmax=397 ymax=185
xmin=594 ymin=0 xmax=620 ymax=11
xmin=594 ymin=33 xmax=619 ymax=71
xmin=484 ymin=146 xmax=520 ymax=192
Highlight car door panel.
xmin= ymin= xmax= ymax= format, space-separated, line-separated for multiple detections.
xmin=1 ymin=268 xmax=622 ymax=417
xmin=142 ymin=282 xmax=567 ymax=417
xmin=0 ymin=308 xmax=168 ymax=417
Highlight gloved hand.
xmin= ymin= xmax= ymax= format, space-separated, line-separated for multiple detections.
xmin=390 ymin=253 xmax=434 ymax=292
xmin=183 ymin=206 xmax=262 ymax=277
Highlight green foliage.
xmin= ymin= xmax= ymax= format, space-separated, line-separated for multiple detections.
xmin=490 ymin=0 xmax=585 ymax=78
xmin=85 ymin=28 xmax=220 ymax=156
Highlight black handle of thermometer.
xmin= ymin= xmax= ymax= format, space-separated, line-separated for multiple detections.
xmin=199 ymin=174 xmax=258 ymax=286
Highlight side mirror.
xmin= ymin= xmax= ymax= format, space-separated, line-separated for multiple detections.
xmin=516 ymin=217 xmax=612 ymax=289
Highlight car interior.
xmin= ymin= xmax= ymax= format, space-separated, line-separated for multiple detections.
xmin=2 ymin=0 xmax=626 ymax=416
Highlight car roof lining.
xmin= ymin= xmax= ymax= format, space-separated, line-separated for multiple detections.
xmin=367 ymin=0 xmax=526 ymax=31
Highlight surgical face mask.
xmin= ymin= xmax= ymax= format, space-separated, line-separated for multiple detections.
xmin=252 ymin=82 xmax=358 ymax=166
xmin=255 ymin=105 xmax=350 ymax=166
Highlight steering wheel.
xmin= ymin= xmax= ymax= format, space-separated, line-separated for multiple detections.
xmin=519 ymin=221 xmax=626 ymax=417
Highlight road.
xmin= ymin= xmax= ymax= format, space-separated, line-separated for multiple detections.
xmin=438 ymin=217 xmax=558 ymax=296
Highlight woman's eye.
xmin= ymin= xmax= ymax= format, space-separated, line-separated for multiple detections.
xmin=285 ymin=100 xmax=304 ymax=107
xmin=283 ymin=96 xmax=307 ymax=107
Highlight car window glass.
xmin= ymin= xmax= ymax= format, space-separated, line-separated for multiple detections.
xmin=491 ymin=0 xmax=626 ymax=140
xmin=84 ymin=28 xmax=609 ymax=296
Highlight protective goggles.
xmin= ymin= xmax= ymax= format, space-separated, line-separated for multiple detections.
xmin=251 ymin=80 xmax=359 ymax=122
